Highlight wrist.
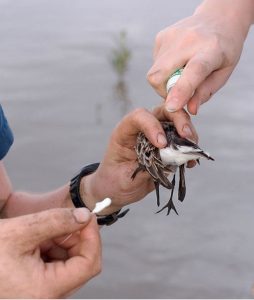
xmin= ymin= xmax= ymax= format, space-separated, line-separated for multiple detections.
xmin=69 ymin=163 xmax=129 ymax=226
xmin=80 ymin=171 xmax=121 ymax=215
xmin=79 ymin=173 xmax=97 ymax=211
xmin=194 ymin=0 xmax=254 ymax=37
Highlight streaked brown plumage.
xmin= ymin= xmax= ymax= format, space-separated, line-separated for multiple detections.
xmin=131 ymin=122 xmax=214 ymax=215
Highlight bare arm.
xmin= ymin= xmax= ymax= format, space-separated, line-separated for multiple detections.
xmin=0 ymin=106 xmax=197 ymax=218
xmin=0 ymin=161 xmax=73 ymax=217
xmin=196 ymin=0 xmax=254 ymax=27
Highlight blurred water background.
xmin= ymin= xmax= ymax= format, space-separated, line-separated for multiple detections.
xmin=1 ymin=0 xmax=254 ymax=298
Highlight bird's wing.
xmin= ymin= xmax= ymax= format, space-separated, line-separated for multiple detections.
xmin=146 ymin=148 xmax=172 ymax=189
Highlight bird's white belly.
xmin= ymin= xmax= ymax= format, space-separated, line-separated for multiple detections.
xmin=159 ymin=147 xmax=199 ymax=166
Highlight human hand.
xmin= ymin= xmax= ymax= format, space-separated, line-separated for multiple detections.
xmin=81 ymin=107 xmax=198 ymax=214
xmin=147 ymin=0 xmax=254 ymax=114
xmin=0 ymin=208 xmax=101 ymax=298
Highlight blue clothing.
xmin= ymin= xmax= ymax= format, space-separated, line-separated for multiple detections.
xmin=0 ymin=105 xmax=14 ymax=160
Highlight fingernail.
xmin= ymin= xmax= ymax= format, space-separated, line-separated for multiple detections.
xmin=165 ymin=97 xmax=179 ymax=112
xmin=157 ymin=133 xmax=167 ymax=147
xmin=182 ymin=125 xmax=193 ymax=138
xmin=73 ymin=208 xmax=91 ymax=224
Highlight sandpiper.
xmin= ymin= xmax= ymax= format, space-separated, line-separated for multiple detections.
xmin=131 ymin=121 xmax=214 ymax=215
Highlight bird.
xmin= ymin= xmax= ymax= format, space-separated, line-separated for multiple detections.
xmin=131 ymin=121 xmax=214 ymax=215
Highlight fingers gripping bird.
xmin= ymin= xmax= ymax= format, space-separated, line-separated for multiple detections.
xmin=131 ymin=122 xmax=214 ymax=215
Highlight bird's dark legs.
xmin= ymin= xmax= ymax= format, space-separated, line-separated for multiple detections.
xmin=154 ymin=181 xmax=160 ymax=207
xmin=178 ymin=165 xmax=186 ymax=202
xmin=156 ymin=174 xmax=178 ymax=215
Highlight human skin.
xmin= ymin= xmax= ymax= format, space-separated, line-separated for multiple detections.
xmin=75 ymin=107 xmax=198 ymax=214
xmin=0 ymin=106 xmax=196 ymax=298
xmin=1 ymin=107 xmax=197 ymax=218
xmin=0 ymin=208 xmax=101 ymax=298
xmin=147 ymin=0 xmax=254 ymax=114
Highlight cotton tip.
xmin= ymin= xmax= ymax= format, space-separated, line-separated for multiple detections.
xmin=92 ymin=198 xmax=112 ymax=214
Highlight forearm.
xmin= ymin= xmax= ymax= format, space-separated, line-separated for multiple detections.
xmin=195 ymin=0 xmax=254 ymax=36
xmin=0 ymin=162 xmax=75 ymax=217
xmin=1 ymin=171 xmax=119 ymax=218
xmin=1 ymin=184 xmax=74 ymax=218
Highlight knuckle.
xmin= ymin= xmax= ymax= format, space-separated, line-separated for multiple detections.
xmin=131 ymin=107 xmax=148 ymax=119
xmin=155 ymin=30 xmax=164 ymax=45
xmin=192 ymin=59 xmax=211 ymax=77
xmin=209 ymin=34 xmax=227 ymax=63
xmin=48 ymin=209 xmax=73 ymax=228
xmin=151 ymin=105 xmax=162 ymax=117
xmin=182 ymin=28 xmax=202 ymax=44
xmin=146 ymin=70 xmax=162 ymax=88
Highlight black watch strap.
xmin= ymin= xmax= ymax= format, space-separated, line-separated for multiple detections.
xmin=70 ymin=163 xmax=100 ymax=208
xmin=69 ymin=163 xmax=129 ymax=226
xmin=97 ymin=208 xmax=130 ymax=226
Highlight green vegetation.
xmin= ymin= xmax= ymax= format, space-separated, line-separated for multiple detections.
xmin=110 ymin=30 xmax=131 ymax=78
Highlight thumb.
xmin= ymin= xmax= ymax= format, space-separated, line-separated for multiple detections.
xmin=10 ymin=208 xmax=92 ymax=251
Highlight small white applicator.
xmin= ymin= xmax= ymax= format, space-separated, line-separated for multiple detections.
xmin=59 ymin=198 xmax=112 ymax=245
xmin=92 ymin=198 xmax=112 ymax=214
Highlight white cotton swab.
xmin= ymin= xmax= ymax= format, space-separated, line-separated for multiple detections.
xmin=59 ymin=198 xmax=112 ymax=245
xmin=92 ymin=198 xmax=112 ymax=214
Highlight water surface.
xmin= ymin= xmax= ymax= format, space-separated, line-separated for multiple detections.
xmin=1 ymin=0 xmax=254 ymax=298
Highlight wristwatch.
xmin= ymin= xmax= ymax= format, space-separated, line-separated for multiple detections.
xmin=69 ymin=163 xmax=129 ymax=226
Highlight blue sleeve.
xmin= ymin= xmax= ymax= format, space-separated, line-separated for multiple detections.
xmin=0 ymin=104 xmax=14 ymax=160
